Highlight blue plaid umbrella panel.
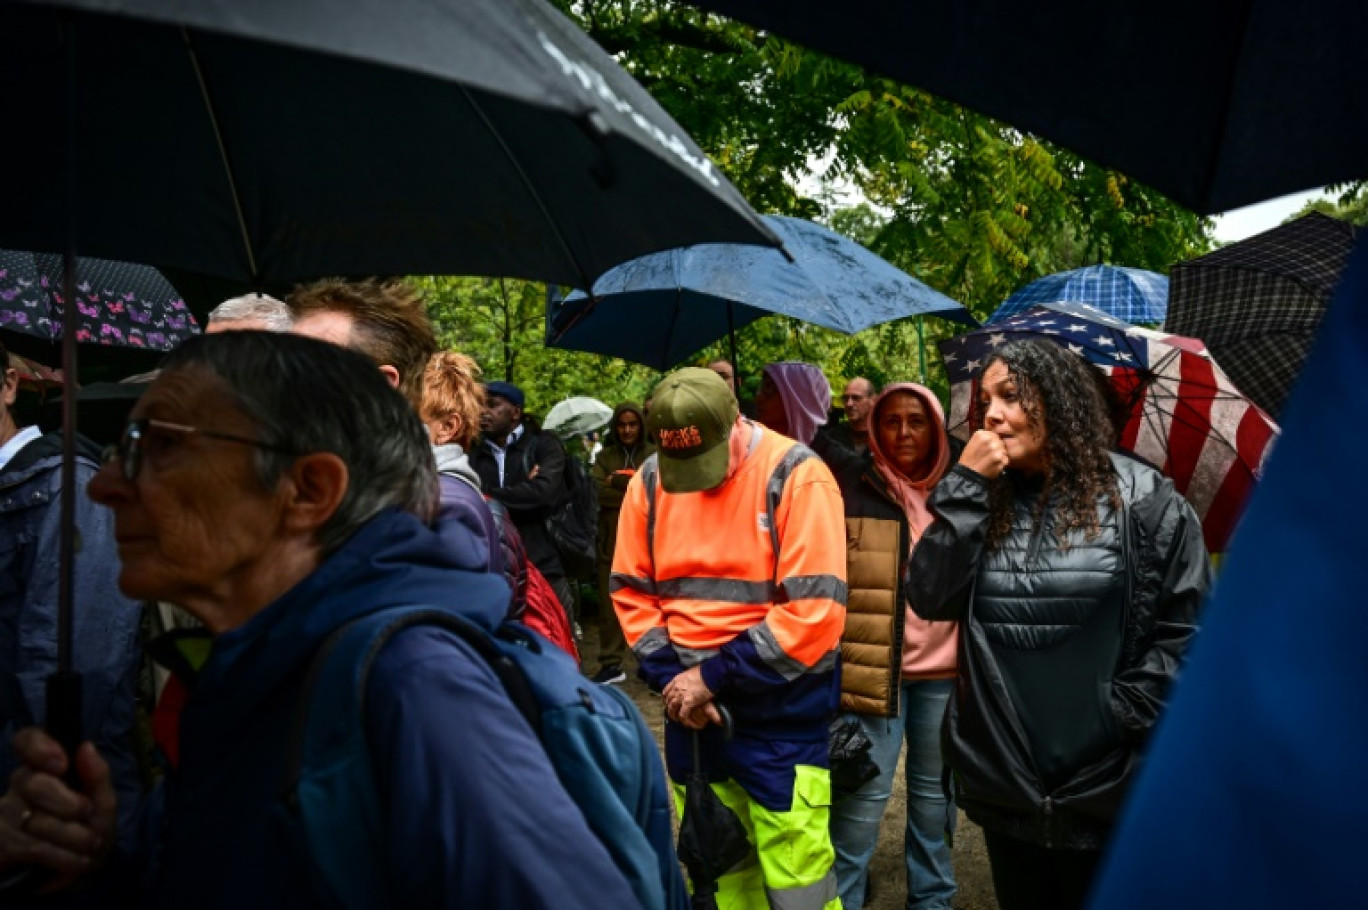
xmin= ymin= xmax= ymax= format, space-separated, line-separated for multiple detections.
xmin=989 ymin=264 xmax=1168 ymax=325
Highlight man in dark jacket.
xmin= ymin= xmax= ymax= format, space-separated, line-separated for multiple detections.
xmin=470 ymin=381 xmax=577 ymax=627
xmin=0 ymin=340 xmax=143 ymax=855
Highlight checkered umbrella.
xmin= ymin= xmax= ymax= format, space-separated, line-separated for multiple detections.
xmin=939 ymin=301 xmax=1279 ymax=552
xmin=989 ymin=264 xmax=1169 ymax=325
xmin=1165 ymin=212 xmax=1358 ymax=420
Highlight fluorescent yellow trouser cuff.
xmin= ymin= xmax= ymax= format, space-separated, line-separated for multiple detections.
xmin=673 ymin=765 xmax=841 ymax=910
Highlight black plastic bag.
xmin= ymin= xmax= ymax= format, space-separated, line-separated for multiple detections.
xmin=828 ymin=717 xmax=880 ymax=796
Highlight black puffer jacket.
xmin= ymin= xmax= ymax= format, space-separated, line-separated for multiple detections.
xmin=906 ymin=455 xmax=1209 ymax=849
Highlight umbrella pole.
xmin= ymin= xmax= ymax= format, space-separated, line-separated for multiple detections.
xmin=53 ymin=14 xmax=84 ymax=770
xmin=727 ymin=302 xmax=739 ymax=391
xmin=917 ymin=316 xmax=927 ymax=384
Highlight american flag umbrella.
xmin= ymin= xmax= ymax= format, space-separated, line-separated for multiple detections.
xmin=939 ymin=301 xmax=1279 ymax=552
xmin=988 ymin=264 xmax=1169 ymax=325
xmin=1165 ymin=212 xmax=1358 ymax=421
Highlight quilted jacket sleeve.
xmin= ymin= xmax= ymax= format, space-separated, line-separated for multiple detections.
xmin=904 ymin=464 xmax=993 ymax=623
xmin=1110 ymin=479 xmax=1209 ymax=742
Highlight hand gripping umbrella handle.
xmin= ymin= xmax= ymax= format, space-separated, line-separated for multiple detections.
xmin=0 ymin=675 xmax=85 ymax=895
xmin=46 ymin=670 xmax=84 ymax=785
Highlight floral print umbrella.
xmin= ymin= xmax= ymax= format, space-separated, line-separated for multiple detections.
xmin=0 ymin=249 xmax=199 ymax=351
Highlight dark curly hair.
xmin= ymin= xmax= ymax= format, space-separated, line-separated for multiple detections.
xmin=974 ymin=340 xmax=1121 ymax=550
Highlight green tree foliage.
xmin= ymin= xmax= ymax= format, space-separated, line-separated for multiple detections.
xmin=416 ymin=0 xmax=1215 ymax=415
xmin=420 ymin=275 xmax=663 ymax=417
xmin=1291 ymin=182 xmax=1368 ymax=227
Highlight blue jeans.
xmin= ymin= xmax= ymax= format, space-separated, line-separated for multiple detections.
xmin=829 ymin=678 xmax=956 ymax=910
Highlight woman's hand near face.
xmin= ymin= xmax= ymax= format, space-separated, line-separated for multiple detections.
xmin=0 ymin=729 xmax=117 ymax=886
xmin=960 ymin=429 xmax=1010 ymax=479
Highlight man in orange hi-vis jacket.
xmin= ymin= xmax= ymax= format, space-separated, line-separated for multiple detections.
xmin=612 ymin=367 xmax=847 ymax=909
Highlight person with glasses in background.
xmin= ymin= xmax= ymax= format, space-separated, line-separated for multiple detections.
xmin=0 ymin=339 xmax=144 ymax=876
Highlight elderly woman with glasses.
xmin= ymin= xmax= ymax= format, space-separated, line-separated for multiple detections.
xmin=0 ymin=332 xmax=637 ymax=907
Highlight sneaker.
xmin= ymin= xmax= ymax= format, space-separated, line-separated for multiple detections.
xmin=590 ymin=665 xmax=627 ymax=685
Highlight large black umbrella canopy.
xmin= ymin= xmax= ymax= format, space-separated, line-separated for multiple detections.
xmin=1165 ymin=212 xmax=1358 ymax=419
xmin=681 ymin=0 xmax=1368 ymax=215
xmin=1 ymin=0 xmax=779 ymax=289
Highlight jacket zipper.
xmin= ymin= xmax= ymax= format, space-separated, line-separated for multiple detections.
xmin=1026 ymin=501 xmax=1046 ymax=565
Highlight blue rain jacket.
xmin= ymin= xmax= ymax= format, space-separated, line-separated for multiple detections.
xmin=139 ymin=507 xmax=638 ymax=908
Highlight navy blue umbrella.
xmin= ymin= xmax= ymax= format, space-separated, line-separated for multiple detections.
xmin=988 ymin=264 xmax=1168 ymax=325
xmin=547 ymin=215 xmax=975 ymax=370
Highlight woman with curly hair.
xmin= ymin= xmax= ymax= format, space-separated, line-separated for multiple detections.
xmin=906 ymin=339 xmax=1210 ymax=910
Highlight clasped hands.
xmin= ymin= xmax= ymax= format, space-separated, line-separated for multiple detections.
xmin=661 ymin=666 xmax=723 ymax=730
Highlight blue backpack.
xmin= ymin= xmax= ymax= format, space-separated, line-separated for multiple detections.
xmin=284 ymin=605 xmax=687 ymax=910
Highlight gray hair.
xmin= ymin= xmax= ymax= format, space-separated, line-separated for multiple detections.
xmin=207 ymin=293 xmax=293 ymax=332
xmin=159 ymin=332 xmax=437 ymax=552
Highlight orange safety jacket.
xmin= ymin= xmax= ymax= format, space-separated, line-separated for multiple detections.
xmin=611 ymin=423 xmax=847 ymax=737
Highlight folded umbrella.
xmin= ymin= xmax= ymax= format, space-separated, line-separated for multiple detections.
xmin=676 ymin=709 xmax=750 ymax=910
xmin=939 ymin=301 xmax=1279 ymax=552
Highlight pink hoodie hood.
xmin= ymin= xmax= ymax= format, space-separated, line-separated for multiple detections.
xmin=865 ymin=383 xmax=958 ymax=680
xmin=762 ymin=362 xmax=831 ymax=445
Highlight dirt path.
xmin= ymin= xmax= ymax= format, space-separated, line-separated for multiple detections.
xmin=579 ymin=614 xmax=999 ymax=909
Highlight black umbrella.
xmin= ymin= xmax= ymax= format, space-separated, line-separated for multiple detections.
xmin=1165 ymin=213 xmax=1358 ymax=420
xmin=0 ymin=0 xmax=777 ymax=845
xmin=680 ymin=0 xmax=1368 ymax=215
xmin=1 ymin=0 xmax=778 ymax=290
xmin=677 ymin=710 xmax=751 ymax=910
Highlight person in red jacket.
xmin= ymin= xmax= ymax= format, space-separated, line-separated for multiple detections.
xmin=612 ymin=367 xmax=847 ymax=909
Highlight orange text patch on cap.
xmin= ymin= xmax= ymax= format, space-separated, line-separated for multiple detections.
xmin=658 ymin=426 xmax=703 ymax=450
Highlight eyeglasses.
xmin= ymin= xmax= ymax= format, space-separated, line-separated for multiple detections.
xmin=102 ymin=418 xmax=299 ymax=483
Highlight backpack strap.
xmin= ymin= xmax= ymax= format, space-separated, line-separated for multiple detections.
xmin=281 ymin=607 xmax=543 ymax=905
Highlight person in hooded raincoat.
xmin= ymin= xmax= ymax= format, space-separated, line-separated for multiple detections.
xmin=589 ymin=402 xmax=653 ymax=684
xmin=827 ymin=383 xmax=958 ymax=910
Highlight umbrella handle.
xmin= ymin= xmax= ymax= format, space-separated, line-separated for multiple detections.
xmin=690 ymin=704 xmax=735 ymax=769
xmin=46 ymin=670 xmax=83 ymax=786
xmin=716 ymin=704 xmax=733 ymax=740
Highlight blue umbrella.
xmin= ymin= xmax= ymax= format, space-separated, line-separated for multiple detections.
xmin=546 ymin=215 xmax=976 ymax=370
xmin=988 ymin=264 xmax=1168 ymax=325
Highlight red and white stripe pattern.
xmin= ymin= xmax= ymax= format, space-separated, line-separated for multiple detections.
xmin=1113 ymin=329 xmax=1278 ymax=552
xmin=939 ymin=304 xmax=1279 ymax=552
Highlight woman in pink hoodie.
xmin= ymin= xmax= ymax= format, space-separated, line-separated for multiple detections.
xmin=828 ymin=383 xmax=958 ymax=910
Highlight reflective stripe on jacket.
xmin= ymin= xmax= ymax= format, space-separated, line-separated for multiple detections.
xmin=611 ymin=424 xmax=847 ymax=734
